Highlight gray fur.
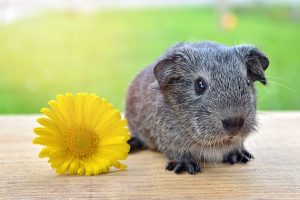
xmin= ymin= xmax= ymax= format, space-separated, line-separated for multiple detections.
xmin=125 ymin=41 xmax=269 ymax=164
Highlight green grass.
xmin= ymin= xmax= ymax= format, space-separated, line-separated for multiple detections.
xmin=0 ymin=7 xmax=300 ymax=113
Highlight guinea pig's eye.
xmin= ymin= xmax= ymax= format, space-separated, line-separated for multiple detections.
xmin=195 ymin=78 xmax=207 ymax=95
xmin=247 ymin=79 xmax=251 ymax=86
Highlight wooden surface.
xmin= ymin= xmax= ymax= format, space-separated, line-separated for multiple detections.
xmin=0 ymin=112 xmax=300 ymax=199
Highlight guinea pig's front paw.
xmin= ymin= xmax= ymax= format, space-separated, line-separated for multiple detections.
xmin=223 ymin=149 xmax=254 ymax=165
xmin=166 ymin=156 xmax=201 ymax=174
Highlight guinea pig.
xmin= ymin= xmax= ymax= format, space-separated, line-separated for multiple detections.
xmin=125 ymin=41 xmax=269 ymax=174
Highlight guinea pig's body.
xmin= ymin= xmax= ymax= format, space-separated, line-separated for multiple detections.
xmin=125 ymin=41 xmax=269 ymax=174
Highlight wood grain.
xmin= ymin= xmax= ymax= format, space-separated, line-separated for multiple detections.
xmin=0 ymin=112 xmax=300 ymax=199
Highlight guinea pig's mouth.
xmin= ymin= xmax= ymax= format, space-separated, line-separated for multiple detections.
xmin=200 ymin=135 xmax=242 ymax=147
xmin=222 ymin=136 xmax=238 ymax=145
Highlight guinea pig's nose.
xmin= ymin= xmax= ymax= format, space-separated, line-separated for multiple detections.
xmin=222 ymin=117 xmax=245 ymax=134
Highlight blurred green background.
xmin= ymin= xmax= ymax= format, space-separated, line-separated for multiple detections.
xmin=0 ymin=5 xmax=299 ymax=113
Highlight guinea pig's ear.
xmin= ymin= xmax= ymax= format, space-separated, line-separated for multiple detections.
xmin=153 ymin=54 xmax=182 ymax=89
xmin=235 ymin=45 xmax=269 ymax=85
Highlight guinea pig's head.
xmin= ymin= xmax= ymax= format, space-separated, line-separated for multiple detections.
xmin=154 ymin=42 xmax=269 ymax=147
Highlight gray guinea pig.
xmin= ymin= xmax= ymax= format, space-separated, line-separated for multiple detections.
xmin=125 ymin=41 xmax=269 ymax=174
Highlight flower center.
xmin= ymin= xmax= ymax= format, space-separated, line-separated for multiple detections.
xmin=66 ymin=125 xmax=99 ymax=158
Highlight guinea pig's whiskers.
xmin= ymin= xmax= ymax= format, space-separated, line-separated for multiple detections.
xmin=217 ymin=140 xmax=224 ymax=166
xmin=256 ymin=78 xmax=293 ymax=105
xmin=268 ymin=80 xmax=298 ymax=94
xmin=212 ymin=140 xmax=220 ymax=167
xmin=177 ymin=134 xmax=194 ymax=159
xmin=197 ymin=144 xmax=203 ymax=164
xmin=171 ymin=131 xmax=183 ymax=146
xmin=256 ymin=88 xmax=273 ymax=107
xmin=267 ymin=75 xmax=289 ymax=83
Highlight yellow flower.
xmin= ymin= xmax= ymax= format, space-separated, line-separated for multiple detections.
xmin=33 ymin=93 xmax=130 ymax=175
